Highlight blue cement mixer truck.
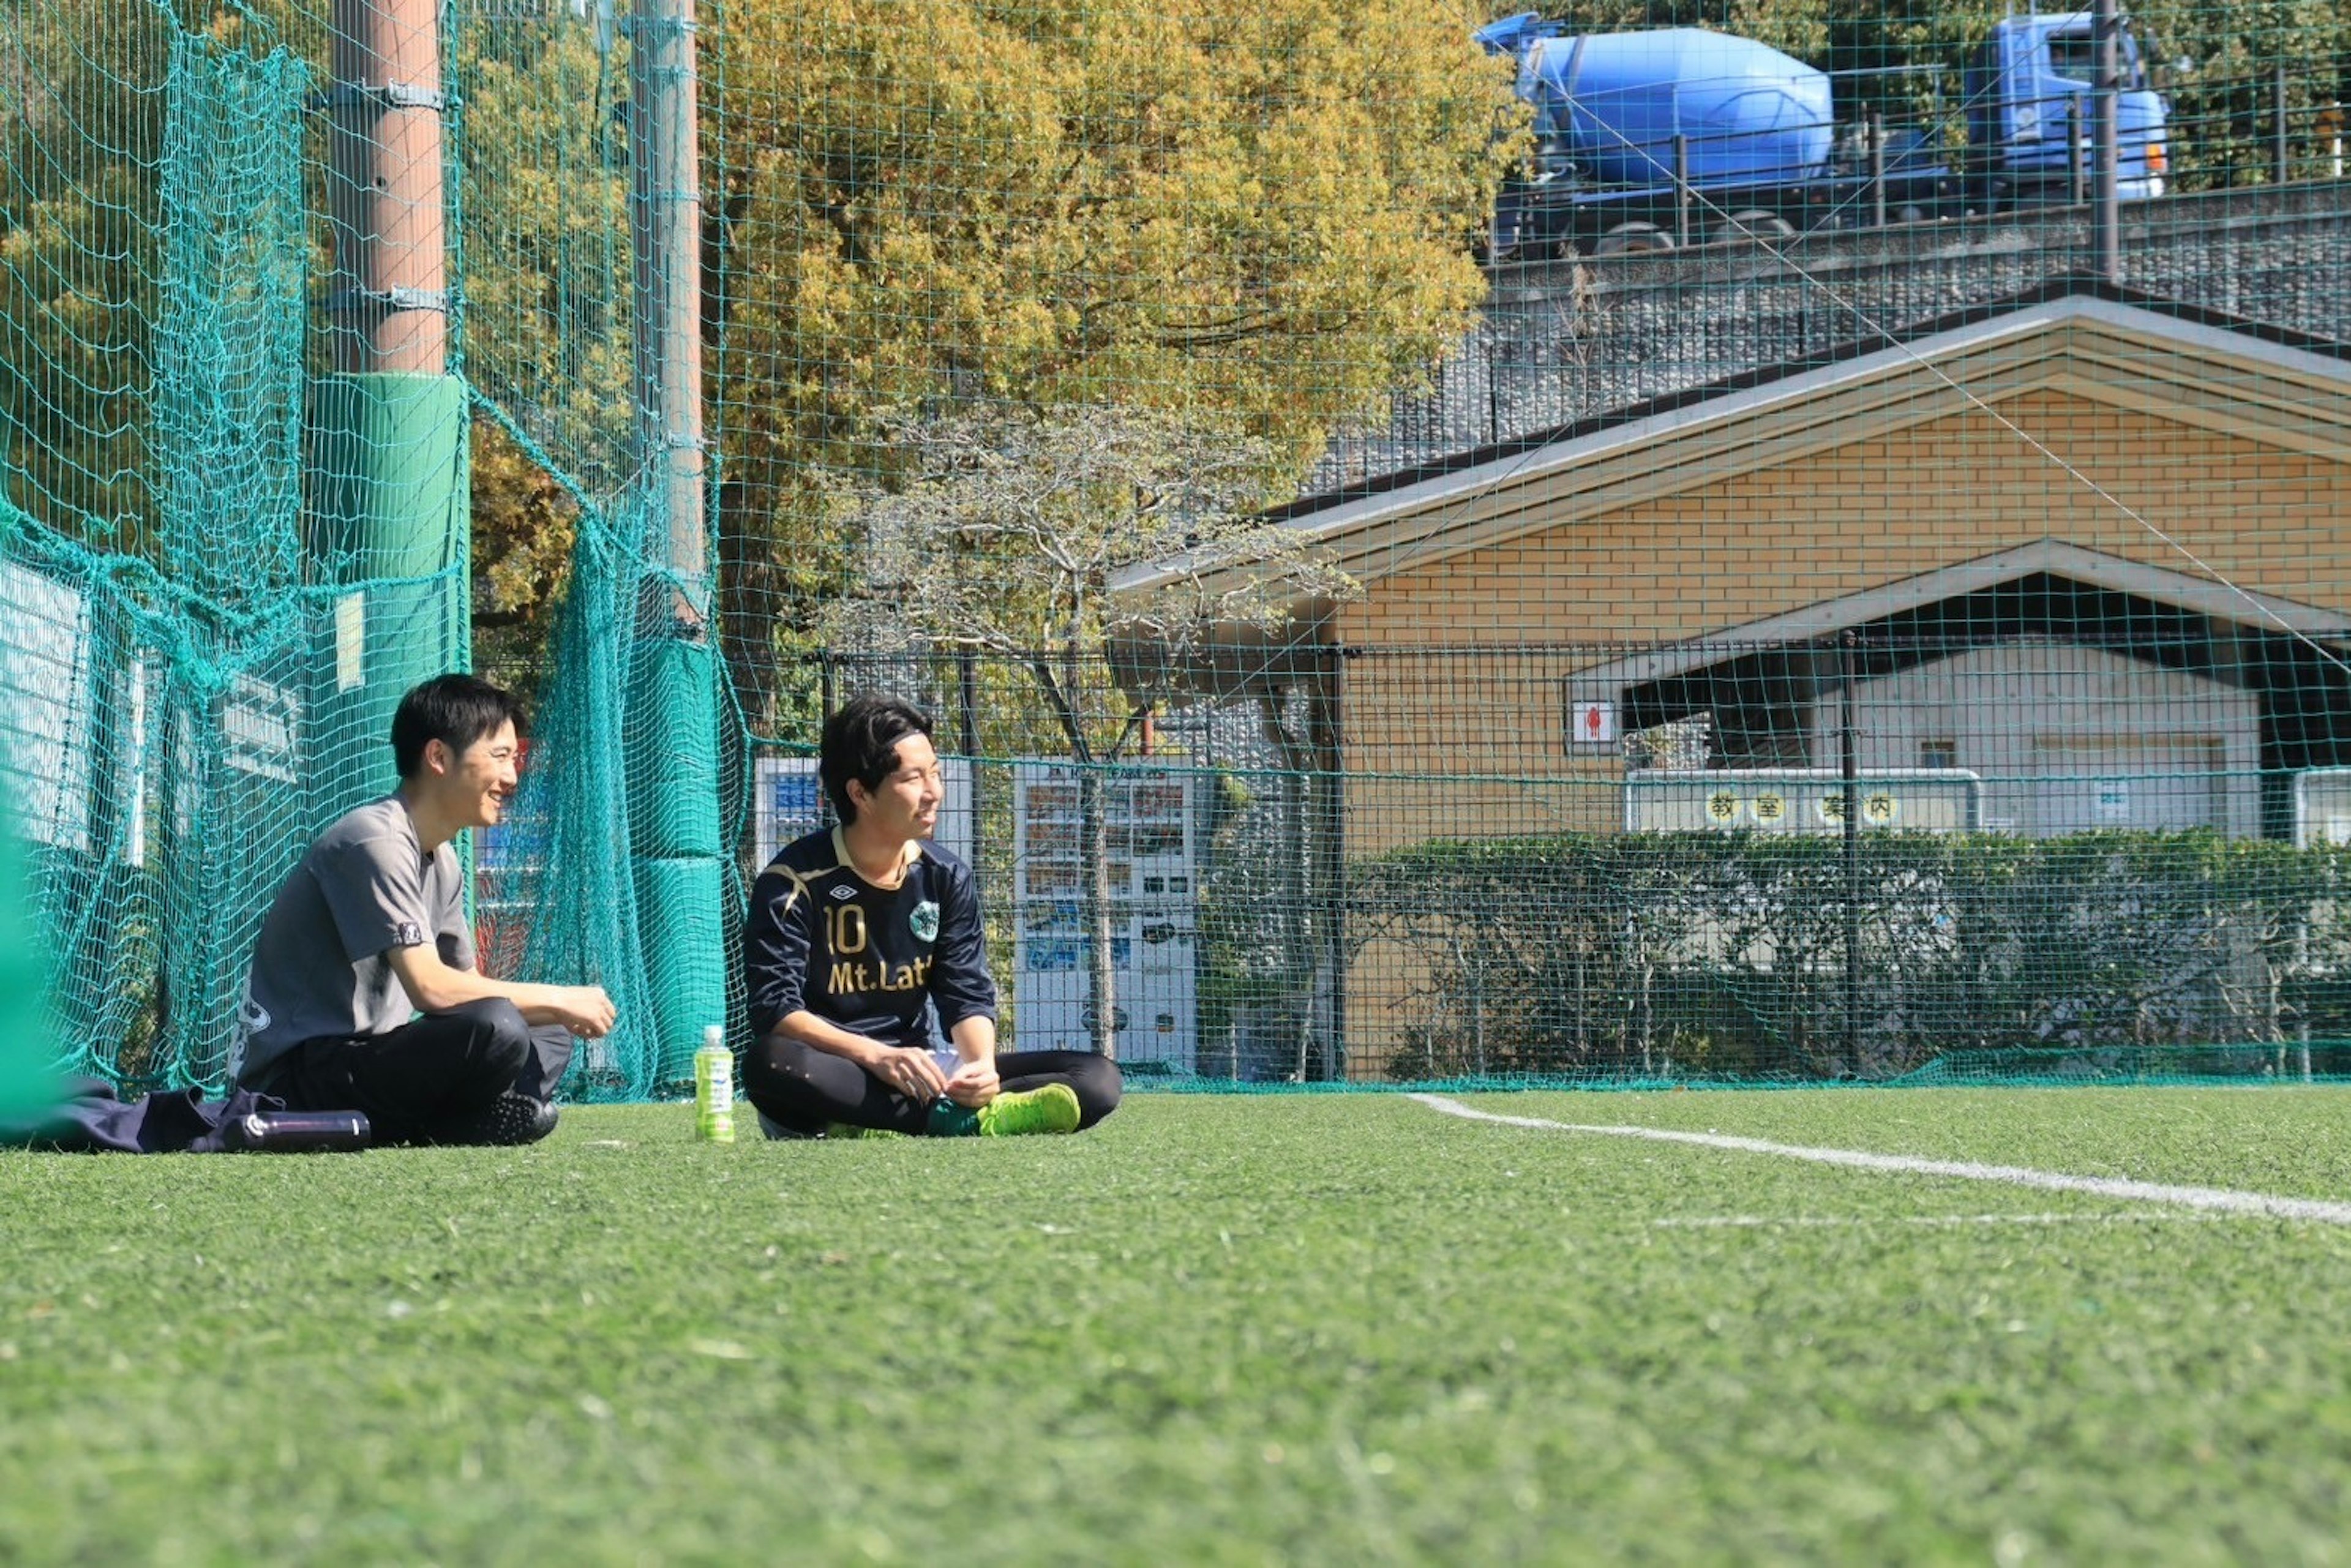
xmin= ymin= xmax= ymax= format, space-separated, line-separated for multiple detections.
xmin=1480 ymin=12 xmax=2172 ymax=258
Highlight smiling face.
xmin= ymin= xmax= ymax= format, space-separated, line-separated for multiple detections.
xmin=430 ymin=719 xmax=522 ymax=831
xmin=847 ymin=731 xmax=942 ymax=848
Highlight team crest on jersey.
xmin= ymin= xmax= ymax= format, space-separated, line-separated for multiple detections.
xmin=910 ymin=900 xmax=940 ymax=942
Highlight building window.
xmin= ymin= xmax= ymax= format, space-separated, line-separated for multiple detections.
xmin=1919 ymin=739 xmax=1958 ymax=770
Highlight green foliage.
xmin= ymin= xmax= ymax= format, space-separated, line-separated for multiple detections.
xmin=0 ymin=6 xmax=174 ymax=552
xmin=1357 ymin=829 xmax=2351 ymax=1081
xmin=454 ymin=21 xmax=637 ymax=490
xmin=1537 ymin=0 xmax=1831 ymax=62
xmin=468 ymin=417 xmax=580 ymax=699
xmin=2134 ymin=0 xmax=2351 ymax=190
xmin=709 ymin=0 xmax=1521 ymax=737
xmin=713 ymin=0 xmax=1513 ymax=449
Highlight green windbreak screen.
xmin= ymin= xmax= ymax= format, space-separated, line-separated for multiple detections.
xmin=4 ymin=0 xmax=2348 ymax=1092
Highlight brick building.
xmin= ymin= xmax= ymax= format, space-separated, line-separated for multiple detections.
xmin=1130 ymin=279 xmax=2351 ymax=1075
xmin=1267 ymin=282 xmax=2351 ymax=852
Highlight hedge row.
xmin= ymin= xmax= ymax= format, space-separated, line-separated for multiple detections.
xmin=1347 ymin=831 xmax=2351 ymax=1081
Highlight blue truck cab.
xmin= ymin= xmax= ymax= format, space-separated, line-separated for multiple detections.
xmin=1965 ymin=12 xmax=2169 ymax=201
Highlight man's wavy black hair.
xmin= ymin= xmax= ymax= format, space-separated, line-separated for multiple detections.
xmin=819 ymin=694 xmax=934 ymax=825
xmin=391 ymin=673 xmax=525 ymax=780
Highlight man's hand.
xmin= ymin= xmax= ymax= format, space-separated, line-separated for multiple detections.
xmin=550 ymin=986 xmax=617 ymax=1040
xmin=386 ymin=945 xmax=618 ymax=1038
xmin=868 ymin=1044 xmax=948 ymax=1101
xmin=942 ymin=1058 xmax=1000 ymax=1108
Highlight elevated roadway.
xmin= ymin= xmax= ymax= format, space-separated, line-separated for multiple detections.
xmin=1311 ymin=180 xmax=2351 ymax=495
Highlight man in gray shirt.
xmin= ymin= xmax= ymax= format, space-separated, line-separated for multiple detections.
xmin=236 ymin=674 xmax=617 ymax=1144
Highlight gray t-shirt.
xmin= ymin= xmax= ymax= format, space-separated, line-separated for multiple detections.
xmin=236 ymin=795 xmax=473 ymax=1086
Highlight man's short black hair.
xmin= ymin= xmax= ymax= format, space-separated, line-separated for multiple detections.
xmin=391 ymin=673 xmax=526 ymax=780
xmin=820 ymin=694 xmax=934 ymax=825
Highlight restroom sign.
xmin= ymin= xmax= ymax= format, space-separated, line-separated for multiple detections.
xmin=1569 ymin=699 xmax=1617 ymax=747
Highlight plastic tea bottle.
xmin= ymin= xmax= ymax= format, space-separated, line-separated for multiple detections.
xmin=694 ymin=1024 xmax=735 ymax=1143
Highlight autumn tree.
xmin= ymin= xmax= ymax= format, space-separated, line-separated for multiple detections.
xmin=829 ymin=400 xmax=1355 ymax=1056
xmin=456 ymin=19 xmax=639 ymax=497
xmin=706 ymin=0 xmax=1521 ymax=737
xmin=1 ymin=5 xmax=187 ymax=553
xmin=469 ymin=417 xmax=580 ymax=700
xmin=447 ymin=19 xmax=638 ymax=683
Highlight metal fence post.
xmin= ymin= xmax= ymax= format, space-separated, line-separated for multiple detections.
xmin=2091 ymin=0 xmax=2120 ymax=283
xmin=1869 ymin=111 xmax=1887 ymax=228
xmin=1674 ymin=133 xmax=1690 ymax=248
xmin=1842 ymin=630 xmax=1862 ymax=1068
xmin=2274 ymin=65 xmax=2291 ymax=186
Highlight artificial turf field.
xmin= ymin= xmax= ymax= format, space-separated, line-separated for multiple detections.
xmin=6 ymin=1088 xmax=2351 ymax=1564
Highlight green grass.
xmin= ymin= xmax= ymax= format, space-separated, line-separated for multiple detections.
xmin=6 ymin=1088 xmax=2351 ymax=1564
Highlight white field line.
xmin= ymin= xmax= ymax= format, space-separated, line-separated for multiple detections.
xmin=1408 ymin=1094 xmax=2351 ymax=1225
xmin=1653 ymin=1212 xmax=2229 ymax=1229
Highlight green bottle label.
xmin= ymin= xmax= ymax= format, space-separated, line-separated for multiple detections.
xmin=694 ymin=1044 xmax=735 ymax=1143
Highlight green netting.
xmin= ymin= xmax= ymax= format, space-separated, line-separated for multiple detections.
xmin=453 ymin=0 xmax=739 ymax=1096
xmin=152 ymin=31 xmax=309 ymax=606
xmin=1114 ymin=1043 xmax=2351 ymax=1090
xmin=490 ymin=480 xmax=738 ymax=1100
xmin=1 ymin=7 xmax=467 ymax=1089
xmin=6 ymin=0 xmax=2351 ymax=1098
xmin=0 ymin=787 xmax=56 ymax=1119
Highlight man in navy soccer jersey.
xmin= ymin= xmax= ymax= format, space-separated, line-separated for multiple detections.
xmin=741 ymin=694 xmax=1122 ymax=1139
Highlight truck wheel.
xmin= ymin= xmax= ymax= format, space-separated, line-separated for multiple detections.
xmin=1592 ymin=222 xmax=1675 ymax=257
xmin=1715 ymin=209 xmax=1797 ymax=243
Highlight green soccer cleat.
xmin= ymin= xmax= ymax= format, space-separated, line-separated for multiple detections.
xmin=977 ymin=1082 xmax=1082 ymax=1138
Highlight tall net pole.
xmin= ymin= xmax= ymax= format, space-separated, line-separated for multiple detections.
xmin=630 ymin=0 xmax=707 ymax=610
xmin=625 ymin=0 xmax=727 ymax=1070
xmin=310 ymin=0 xmax=469 ymax=812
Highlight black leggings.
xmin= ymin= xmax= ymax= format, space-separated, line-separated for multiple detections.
xmin=255 ymin=999 xmax=575 ymax=1144
xmin=743 ymin=1035 xmax=1122 ymax=1136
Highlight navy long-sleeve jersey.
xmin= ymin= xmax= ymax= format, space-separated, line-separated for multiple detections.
xmin=743 ymin=827 xmax=997 ymax=1047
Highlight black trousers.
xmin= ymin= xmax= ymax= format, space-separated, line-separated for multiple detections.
xmin=254 ymin=1000 xmax=574 ymax=1145
xmin=743 ymin=1033 xmax=1122 ymax=1137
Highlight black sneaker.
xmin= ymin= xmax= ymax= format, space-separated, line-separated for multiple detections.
xmin=757 ymin=1110 xmax=827 ymax=1141
xmin=434 ymin=1092 xmax=558 ymax=1147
